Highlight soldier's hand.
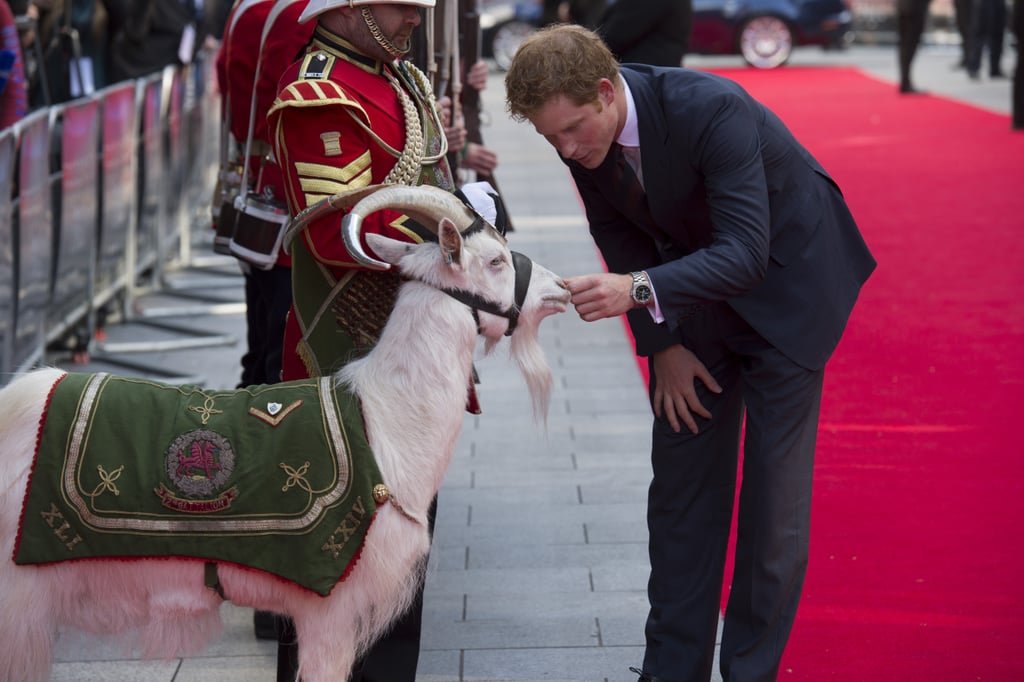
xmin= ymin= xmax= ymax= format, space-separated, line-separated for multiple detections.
xmin=466 ymin=60 xmax=489 ymax=91
xmin=461 ymin=143 xmax=498 ymax=173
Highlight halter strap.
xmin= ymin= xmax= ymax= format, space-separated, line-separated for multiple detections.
xmin=438 ymin=250 xmax=532 ymax=337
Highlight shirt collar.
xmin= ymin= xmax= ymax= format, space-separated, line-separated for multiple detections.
xmin=616 ymin=75 xmax=641 ymax=148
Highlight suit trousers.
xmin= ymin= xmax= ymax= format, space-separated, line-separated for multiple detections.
xmin=642 ymin=303 xmax=824 ymax=682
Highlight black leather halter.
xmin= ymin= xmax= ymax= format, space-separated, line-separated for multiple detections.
xmin=439 ymin=251 xmax=533 ymax=337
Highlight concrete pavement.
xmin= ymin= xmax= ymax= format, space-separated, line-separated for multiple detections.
xmin=44 ymin=42 xmax=1015 ymax=682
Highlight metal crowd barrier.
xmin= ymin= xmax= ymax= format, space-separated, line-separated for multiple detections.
xmin=0 ymin=52 xmax=240 ymax=388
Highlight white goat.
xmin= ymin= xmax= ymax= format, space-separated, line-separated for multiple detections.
xmin=0 ymin=185 xmax=570 ymax=682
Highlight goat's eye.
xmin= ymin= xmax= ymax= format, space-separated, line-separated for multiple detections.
xmin=490 ymin=256 xmax=505 ymax=268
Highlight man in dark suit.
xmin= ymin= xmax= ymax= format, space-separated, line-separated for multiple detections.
xmin=598 ymin=0 xmax=691 ymax=67
xmin=506 ymin=25 xmax=875 ymax=682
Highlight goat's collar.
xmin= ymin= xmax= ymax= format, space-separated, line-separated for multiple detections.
xmin=436 ymin=250 xmax=532 ymax=337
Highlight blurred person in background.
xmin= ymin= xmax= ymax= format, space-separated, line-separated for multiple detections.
xmin=0 ymin=0 xmax=28 ymax=126
xmin=7 ymin=0 xmax=112 ymax=106
xmin=1013 ymin=0 xmax=1022 ymax=128
xmin=950 ymin=0 xmax=972 ymax=69
xmin=896 ymin=0 xmax=931 ymax=93
xmin=104 ymin=0 xmax=222 ymax=82
xmin=965 ymin=0 xmax=1007 ymax=79
xmin=597 ymin=0 xmax=692 ymax=67
xmin=544 ymin=0 xmax=607 ymax=28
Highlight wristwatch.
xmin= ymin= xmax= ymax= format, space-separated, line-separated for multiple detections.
xmin=630 ymin=271 xmax=653 ymax=307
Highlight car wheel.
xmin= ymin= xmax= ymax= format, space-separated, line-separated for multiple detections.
xmin=738 ymin=16 xmax=793 ymax=69
xmin=490 ymin=20 xmax=537 ymax=71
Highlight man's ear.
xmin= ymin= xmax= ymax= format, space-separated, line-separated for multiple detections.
xmin=597 ymin=77 xmax=616 ymax=107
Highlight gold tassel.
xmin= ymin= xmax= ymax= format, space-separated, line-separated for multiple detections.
xmin=297 ymin=338 xmax=318 ymax=378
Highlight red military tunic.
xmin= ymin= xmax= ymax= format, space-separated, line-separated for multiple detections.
xmin=215 ymin=0 xmax=313 ymax=268
xmin=268 ymin=25 xmax=457 ymax=384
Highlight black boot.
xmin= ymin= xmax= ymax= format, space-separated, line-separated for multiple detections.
xmin=253 ymin=610 xmax=277 ymax=640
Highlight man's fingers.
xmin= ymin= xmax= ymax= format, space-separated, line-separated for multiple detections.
xmin=685 ymin=392 xmax=712 ymax=421
xmin=662 ymin=394 xmax=699 ymax=435
xmin=694 ymin=363 xmax=723 ymax=394
xmin=662 ymin=395 xmax=682 ymax=433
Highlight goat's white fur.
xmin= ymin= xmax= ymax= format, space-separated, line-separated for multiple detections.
xmin=0 ymin=218 xmax=569 ymax=682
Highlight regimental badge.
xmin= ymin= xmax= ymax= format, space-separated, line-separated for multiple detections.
xmin=321 ymin=131 xmax=342 ymax=157
xmin=155 ymin=429 xmax=238 ymax=513
xmin=303 ymin=51 xmax=329 ymax=79
xmin=249 ymin=399 xmax=303 ymax=427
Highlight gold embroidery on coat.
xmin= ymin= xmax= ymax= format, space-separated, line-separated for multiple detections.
xmin=249 ymin=399 xmax=304 ymax=427
xmin=84 ymin=464 xmax=124 ymax=499
xmin=321 ymin=131 xmax=342 ymax=156
xmin=188 ymin=396 xmax=223 ymax=425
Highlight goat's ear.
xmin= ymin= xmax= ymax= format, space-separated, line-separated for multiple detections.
xmin=365 ymin=233 xmax=412 ymax=268
xmin=438 ymin=217 xmax=464 ymax=268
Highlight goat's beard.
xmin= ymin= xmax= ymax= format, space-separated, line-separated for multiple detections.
xmin=504 ymin=315 xmax=554 ymax=425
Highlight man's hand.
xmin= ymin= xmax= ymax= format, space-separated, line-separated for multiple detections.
xmin=652 ymin=345 xmax=722 ymax=434
xmin=438 ymin=96 xmax=467 ymax=151
xmin=465 ymin=59 xmax=489 ymax=92
xmin=565 ymin=273 xmax=635 ymax=321
xmin=461 ymin=142 xmax=498 ymax=173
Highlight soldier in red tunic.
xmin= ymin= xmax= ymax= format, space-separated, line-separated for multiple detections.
xmin=268 ymin=0 xmax=456 ymax=387
xmin=216 ymin=0 xmax=317 ymax=647
xmin=268 ymin=2 xmax=489 ymax=680
xmin=216 ymin=0 xmax=314 ymax=388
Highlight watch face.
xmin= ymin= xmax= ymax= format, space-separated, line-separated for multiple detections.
xmin=633 ymin=284 xmax=652 ymax=303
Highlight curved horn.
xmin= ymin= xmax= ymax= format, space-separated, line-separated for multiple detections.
xmin=339 ymin=184 xmax=503 ymax=270
xmin=283 ymin=184 xmax=505 ymax=271
xmin=282 ymin=185 xmax=384 ymax=255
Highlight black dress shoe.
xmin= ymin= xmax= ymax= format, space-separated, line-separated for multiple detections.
xmin=990 ymin=70 xmax=1007 ymax=79
xmin=899 ymin=82 xmax=927 ymax=95
xmin=629 ymin=666 xmax=663 ymax=682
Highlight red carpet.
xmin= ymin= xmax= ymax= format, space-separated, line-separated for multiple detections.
xmin=621 ymin=67 xmax=1024 ymax=680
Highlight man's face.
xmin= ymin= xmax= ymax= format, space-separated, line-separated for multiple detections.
xmin=526 ymin=79 xmax=621 ymax=170
xmin=337 ymin=4 xmax=422 ymax=60
xmin=367 ymin=4 xmax=422 ymax=54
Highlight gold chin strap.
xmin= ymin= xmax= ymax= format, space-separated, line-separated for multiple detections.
xmin=361 ymin=7 xmax=410 ymax=58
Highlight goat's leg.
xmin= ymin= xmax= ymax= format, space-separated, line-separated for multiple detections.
xmin=0 ymin=372 xmax=59 ymax=682
xmin=0 ymin=565 xmax=58 ymax=682
xmin=291 ymin=611 xmax=361 ymax=682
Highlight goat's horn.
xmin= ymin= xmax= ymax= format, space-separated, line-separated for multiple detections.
xmin=338 ymin=184 xmax=501 ymax=270
xmin=283 ymin=184 xmax=502 ymax=271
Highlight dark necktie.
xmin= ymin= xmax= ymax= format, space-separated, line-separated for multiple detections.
xmin=609 ymin=143 xmax=685 ymax=250
xmin=611 ymin=143 xmax=651 ymax=221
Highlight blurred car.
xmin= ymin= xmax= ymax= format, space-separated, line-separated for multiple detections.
xmin=480 ymin=0 xmax=853 ymax=71
xmin=480 ymin=0 xmax=543 ymax=71
xmin=691 ymin=0 xmax=853 ymax=68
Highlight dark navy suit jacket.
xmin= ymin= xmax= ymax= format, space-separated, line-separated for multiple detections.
xmin=566 ymin=65 xmax=876 ymax=370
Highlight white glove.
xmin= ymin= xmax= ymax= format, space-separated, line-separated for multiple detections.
xmin=459 ymin=181 xmax=499 ymax=226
